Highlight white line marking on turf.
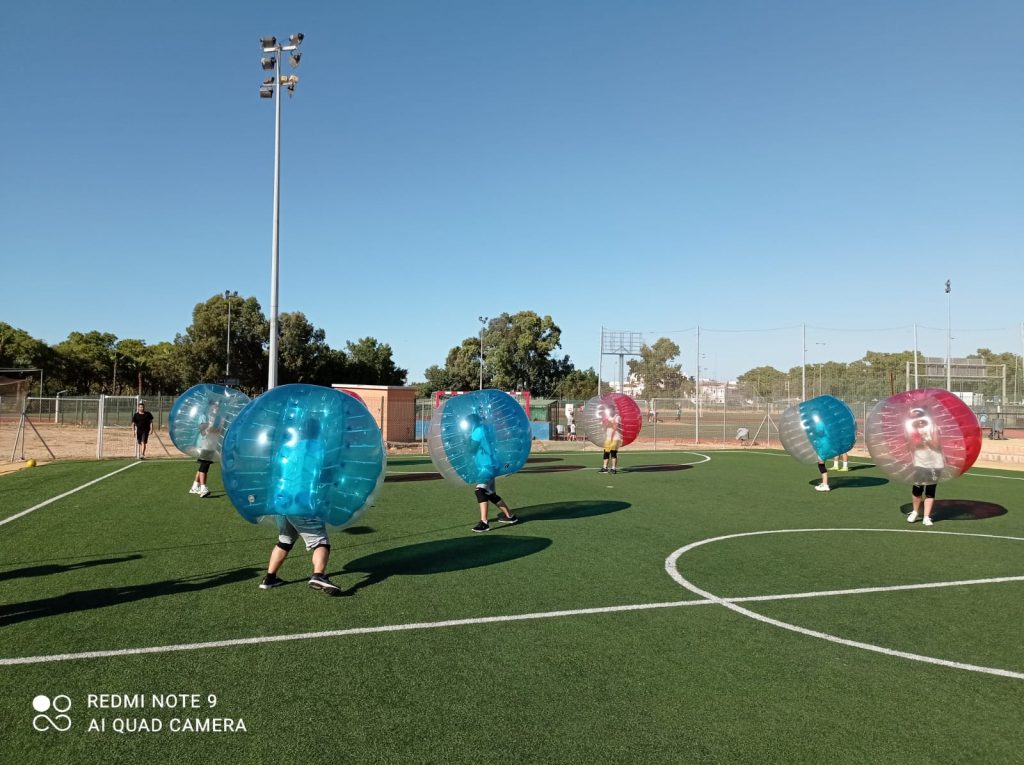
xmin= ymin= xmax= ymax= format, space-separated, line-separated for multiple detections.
xmin=0 ymin=600 xmax=712 ymax=666
xmin=666 ymin=528 xmax=1024 ymax=680
xmin=0 ymin=461 xmax=142 ymax=528
xmin=3 ymin=556 xmax=1022 ymax=668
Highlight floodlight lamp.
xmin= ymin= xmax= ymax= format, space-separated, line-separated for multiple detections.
xmin=261 ymin=56 xmax=276 ymax=71
xmin=259 ymin=86 xmax=273 ymax=99
xmin=288 ymin=33 xmax=304 ymax=46
xmin=289 ymin=52 xmax=301 ymax=68
xmin=260 ymin=36 xmax=277 ymax=50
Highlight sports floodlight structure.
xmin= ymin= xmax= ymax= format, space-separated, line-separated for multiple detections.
xmin=257 ymin=32 xmax=305 ymax=389
xmin=225 ymin=290 xmax=239 ymax=378
xmin=600 ymin=329 xmax=644 ymax=396
xmin=478 ymin=316 xmax=489 ymax=390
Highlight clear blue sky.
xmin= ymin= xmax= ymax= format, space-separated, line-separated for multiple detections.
xmin=3 ymin=1 xmax=1021 ymax=383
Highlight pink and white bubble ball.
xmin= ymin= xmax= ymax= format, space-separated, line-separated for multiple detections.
xmin=864 ymin=388 xmax=981 ymax=485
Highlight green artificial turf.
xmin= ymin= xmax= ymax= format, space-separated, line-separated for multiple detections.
xmin=1 ymin=451 xmax=1021 ymax=764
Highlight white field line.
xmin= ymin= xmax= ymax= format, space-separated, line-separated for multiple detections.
xmin=0 ymin=462 xmax=142 ymax=528
xmin=666 ymin=528 xmax=1024 ymax=681
xmin=1 ymin=566 xmax=1021 ymax=669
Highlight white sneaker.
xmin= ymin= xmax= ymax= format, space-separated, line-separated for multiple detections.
xmin=199 ymin=486 xmax=211 ymax=498
xmin=189 ymin=486 xmax=200 ymax=495
xmin=906 ymin=511 xmax=919 ymax=523
xmin=814 ymin=483 xmax=830 ymax=492
xmin=922 ymin=516 xmax=933 ymax=527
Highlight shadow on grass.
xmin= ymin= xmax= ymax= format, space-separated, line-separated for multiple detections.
xmin=0 ymin=567 xmax=262 ymax=626
xmin=807 ymin=476 xmax=889 ymax=490
xmin=342 ymin=526 xmax=376 ymax=535
xmin=526 ymin=457 xmax=563 ymax=464
xmin=899 ymin=499 xmax=1008 ymax=522
xmin=339 ymin=536 xmax=551 ymax=596
xmin=388 ymin=458 xmax=433 ymax=466
xmin=0 ymin=554 xmax=144 ymax=583
xmin=385 ymin=472 xmax=442 ymax=483
xmin=516 ymin=500 xmax=631 ymax=522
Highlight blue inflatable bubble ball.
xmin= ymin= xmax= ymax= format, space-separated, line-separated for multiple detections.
xmin=427 ymin=389 xmax=532 ymax=485
xmin=778 ymin=394 xmax=856 ymax=464
xmin=221 ymin=384 xmax=386 ymax=527
xmin=168 ymin=384 xmax=252 ymax=463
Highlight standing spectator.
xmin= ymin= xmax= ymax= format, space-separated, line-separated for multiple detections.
xmin=131 ymin=402 xmax=154 ymax=459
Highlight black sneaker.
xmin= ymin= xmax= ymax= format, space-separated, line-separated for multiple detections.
xmin=259 ymin=573 xmax=284 ymax=590
xmin=498 ymin=514 xmax=519 ymax=525
xmin=308 ymin=573 xmax=341 ymax=594
xmin=472 ymin=521 xmax=490 ymax=533
xmin=610 ymin=468 xmax=618 ymax=474
xmin=598 ymin=468 xmax=608 ymax=473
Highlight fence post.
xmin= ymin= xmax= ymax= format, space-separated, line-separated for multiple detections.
xmin=96 ymin=395 xmax=105 ymax=459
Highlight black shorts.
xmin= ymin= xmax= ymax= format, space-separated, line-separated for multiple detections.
xmin=912 ymin=483 xmax=936 ymax=498
xmin=197 ymin=459 xmax=213 ymax=475
xmin=135 ymin=430 xmax=150 ymax=444
xmin=475 ymin=488 xmax=502 ymax=504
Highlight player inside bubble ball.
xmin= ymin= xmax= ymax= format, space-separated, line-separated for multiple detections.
xmin=466 ymin=412 xmax=518 ymax=533
xmin=598 ymin=403 xmax=623 ymax=474
xmin=905 ymin=407 xmax=942 ymax=526
xmin=259 ymin=416 xmax=340 ymax=594
xmin=190 ymin=400 xmax=223 ymax=497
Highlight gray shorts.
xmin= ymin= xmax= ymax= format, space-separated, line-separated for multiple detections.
xmin=275 ymin=515 xmax=329 ymax=550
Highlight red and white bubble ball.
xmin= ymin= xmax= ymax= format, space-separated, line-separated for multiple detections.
xmin=864 ymin=388 xmax=982 ymax=484
xmin=580 ymin=393 xmax=643 ymax=449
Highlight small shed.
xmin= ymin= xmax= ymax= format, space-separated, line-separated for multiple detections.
xmin=332 ymin=384 xmax=418 ymax=443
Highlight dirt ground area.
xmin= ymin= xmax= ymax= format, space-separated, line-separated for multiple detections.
xmin=3 ymin=424 xmax=1022 ymax=475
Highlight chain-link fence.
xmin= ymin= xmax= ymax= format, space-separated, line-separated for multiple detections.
xmin=2 ymin=395 xmax=179 ymax=462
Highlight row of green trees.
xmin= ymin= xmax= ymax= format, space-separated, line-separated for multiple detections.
xmin=5 ymin=296 xmax=1017 ymax=402
xmin=420 ymin=311 xmax=600 ymax=399
xmin=0 ymin=293 xmax=405 ymax=396
xmin=1 ymin=301 xmax=604 ymax=399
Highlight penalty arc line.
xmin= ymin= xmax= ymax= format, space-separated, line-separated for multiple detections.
xmin=1 ymin=570 xmax=1022 ymax=668
xmin=666 ymin=527 xmax=1024 ymax=681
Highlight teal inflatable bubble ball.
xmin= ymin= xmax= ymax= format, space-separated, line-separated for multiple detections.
xmin=222 ymin=384 xmax=386 ymax=527
xmin=778 ymin=394 xmax=856 ymax=464
xmin=168 ymin=384 xmax=251 ymax=462
xmin=427 ymin=389 xmax=532 ymax=485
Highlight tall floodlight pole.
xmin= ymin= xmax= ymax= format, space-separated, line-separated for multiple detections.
xmin=913 ymin=324 xmax=919 ymax=388
xmin=259 ymin=33 xmax=304 ymax=390
xmin=801 ymin=324 xmax=806 ymax=400
xmin=225 ymin=290 xmax=238 ymax=378
xmin=945 ymin=279 xmax=952 ymax=391
xmin=478 ymin=316 xmax=488 ymax=390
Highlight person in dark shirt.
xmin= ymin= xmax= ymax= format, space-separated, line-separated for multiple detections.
xmin=131 ymin=402 xmax=155 ymax=459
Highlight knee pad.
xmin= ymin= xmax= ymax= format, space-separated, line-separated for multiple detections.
xmin=312 ymin=543 xmax=331 ymax=552
xmin=818 ymin=462 xmax=828 ymax=475
xmin=275 ymin=541 xmax=294 ymax=552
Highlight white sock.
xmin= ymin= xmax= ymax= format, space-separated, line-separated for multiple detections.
xmin=832 ymin=462 xmax=839 ymax=469
xmin=843 ymin=461 xmax=848 ymax=468
xmin=192 ymin=482 xmax=199 ymax=490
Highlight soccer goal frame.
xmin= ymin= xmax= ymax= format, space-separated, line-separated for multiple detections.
xmin=432 ymin=390 xmax=531 ymax=412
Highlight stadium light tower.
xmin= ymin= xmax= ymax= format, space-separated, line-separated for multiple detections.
xmin=224 ymin=290 xmax=239 ymax=378
xmin=478 ymin=316 xmax=489 ymax=390
xmin=259 ymin=33 xmax=304 ymax=389
xmin=945 ymin=279 xmax=952 ymax=391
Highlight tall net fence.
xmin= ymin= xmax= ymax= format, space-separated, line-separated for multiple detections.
xmin=0 ymin=377 xmax=29 ymax=421
xmin=1 ymin=394 xmax=179 ymax=462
